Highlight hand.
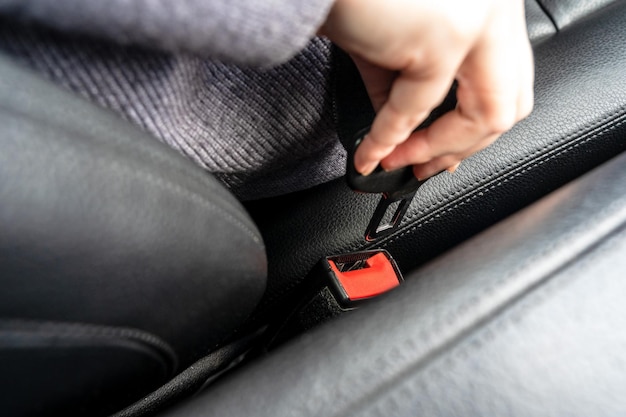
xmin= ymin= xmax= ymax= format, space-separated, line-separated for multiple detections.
xmin=320 ymin=0 xmax=534 ymax=179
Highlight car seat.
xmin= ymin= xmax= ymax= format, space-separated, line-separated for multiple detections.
xmin=1 ymin=0 xmax=626 ymax=416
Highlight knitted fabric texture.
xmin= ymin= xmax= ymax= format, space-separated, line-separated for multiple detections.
xmin=0 ymin=1 xmax=346 ymax=200
xmin=0 ymin=0 xmax=334 ymax=66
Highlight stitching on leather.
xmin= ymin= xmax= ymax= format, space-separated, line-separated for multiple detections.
xmin=375 ymin=107 xmax=626 ymax=250
xmin=94 ymin=159 xmax=263 ymax=245
xmin=415 ymin=106 xmax=625 ymax=217
xmin=1 ymin=319 xmax=168 ymax=347
xmin=0 ymin=318 xmax=178 ymax=369
xmin=421 ymin=106 xmax=624 ymax=212
xmin=100 ymin=157 xmax=264 ymax=244
xmin=1 ymin=108 xmax=263 ymax=246
xmin=365 ymin=225 xmax=626 ymax=415
xmin=0 ymin=98 xmax=247 ymax=222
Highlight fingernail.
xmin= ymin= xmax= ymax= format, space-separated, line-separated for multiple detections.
xmin=358 ymin=161 xmax=379 ymax=176
xmin=414 ymin=168 xmax=437 ymax=181
xmin=380 ymin=161 xmax=399 ymax=172
xmin=446 ymin=162 xmax=461 ymax=173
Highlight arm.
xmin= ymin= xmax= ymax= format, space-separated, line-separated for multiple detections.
xmin=0 ymin=0 xmax=335 ymax=67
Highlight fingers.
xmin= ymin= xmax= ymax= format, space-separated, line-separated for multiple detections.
xmin=345 ymin=0 xmax=534 ymax=179
xmin=411 ymin=132 xmax=499 ymax=180
xmin=379 ymin=93 xmax=508 ymax=173
xmin=380 ymin=4 xmax=534 ymax=178
xmin=354 ymin=64 xmax=459 ymax=175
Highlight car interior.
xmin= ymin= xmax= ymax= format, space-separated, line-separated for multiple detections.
xmin=1 ymin=0 xmax=626 ymax=416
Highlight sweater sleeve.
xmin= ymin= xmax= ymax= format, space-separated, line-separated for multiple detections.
xmin=0 ymin=0 xmax=335 ymax=67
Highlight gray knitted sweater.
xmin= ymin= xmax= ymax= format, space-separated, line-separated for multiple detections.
xmin=0 ymin=0 xmax=345 ymax=200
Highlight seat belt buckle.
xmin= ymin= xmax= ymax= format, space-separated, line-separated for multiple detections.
xmin=321 ymin=249 xmax=404 ymax=309
xmin=256 ymin=250 xmax=404 ymax=352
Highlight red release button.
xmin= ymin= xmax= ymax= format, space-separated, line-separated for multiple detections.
xmin=328 ymin=252 xmax=401 ymax=301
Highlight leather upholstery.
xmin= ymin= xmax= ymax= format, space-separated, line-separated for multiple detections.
xmin=536 ymin=0 xmax=619 ymax=28
xmin=524 ymin=0 xmax=556 ymax=41
xmin=163 ymin=141 xmax=626 ymax=417
xmin=0 ymin=54 xmax=267 ymax=415
xmin=244 ymin=0 xmax=626 ymax=329
xmin=1 ymin=1 xmax=625 ymax=416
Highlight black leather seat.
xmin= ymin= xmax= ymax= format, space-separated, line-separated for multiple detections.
xmin=0 ymin=52 xmax=266 ymax=416
xmin=1 ymin=0 xmax=625 ymax=416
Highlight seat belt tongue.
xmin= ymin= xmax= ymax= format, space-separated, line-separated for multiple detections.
xmin=345 ymin=127 xmax=433 ymax=241
xmin=345 ymin=127 xmax=426 ymax=197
